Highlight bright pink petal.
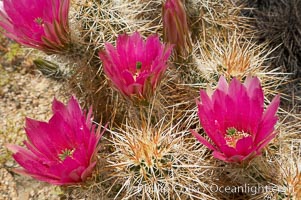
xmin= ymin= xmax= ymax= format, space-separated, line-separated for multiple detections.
xmin=52 ymin=97 xmax=67 ymax=115
xmin=216 ymin=76 xmax=228 ymax=93
xmin=25 ymin=118 xmax=59 ymax=160
xmin=81 ymin=161 xmax=97 ymax=181
xmin=235 ymin=136 xmax=254 ymax=156
xmin=212 ymin=151 xmax=228 ymax=162
xmin=219 ymin=144 xmax=238 ymax=158
xmin=256 ymin=132 xmax=277 ymax=153
xmin=190 ymin=130 xmax=217 ymax=151
xmin=199 ymin=90 xmax=213 ymax=108
xmin=66 ymin=95 xmax=83 ymax=120
xmin=244 ymin=76 xmax=263 ymax=102
xmin=255 ymin=95 xmax=280 ymax=144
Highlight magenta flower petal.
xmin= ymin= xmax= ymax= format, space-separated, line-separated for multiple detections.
xmin=7 ymin=96 xmax=104 ymax=185
xmin=191 ymin=76 xmax=280 ymax=163
xmin=190 ymin=130 xmax=217 ymax=151
xmin=235 ymin=136 xmax=254 ymax=156
xmin=7 ymin=144 xmax=60 ymax=180
xmin=212 ymin=151 xmax=229 ymax=162
xmin=216 ymin=76 xmax=229 ymax=93
xmin=256 ymin=132 xmax=277 ymax=153
xmin=244 ymin=76 xmax=263 ymax=102
xmin=0 ymin=0 xmax=70 ymax=54
xmin=255 ymin=95 xmax=280 ymax=144
xmin=25 ymin=118 xmax=60 ymax=160
xmin=219 ymin=144 xmax=238 ymax=158
xmin=81 ymin=161 xmax=97 ymax=181
xmin=199 ymin=90 xmax=213 ymax=109
xmin=99 ymin=32 xmax=173 ymax=103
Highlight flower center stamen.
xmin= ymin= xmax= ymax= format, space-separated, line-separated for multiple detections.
xmin=136 ymin=61 xmax=142 ymax=70
xmin=133 ymin=61 xmax=142 ymax=81
xmin=58 ymin=148 xmax=75 ymax=161
xmin=34 ymin=17 xmax=44 ymax=26
xmin=225 ymin=127 xmax=250 ymax=148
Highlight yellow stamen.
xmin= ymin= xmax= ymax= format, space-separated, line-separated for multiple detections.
xmin=136 ymin=61 xmax=142 ymax=70
xmin=133 ymin=61 xmax=142 ymax=81
xmin=225 ymin=127 xmax=250 ymax=148
xmin=34 ymin=17 xmax=44 ymax=26
xmin=58 ymin=148 xmax=75 ymax=161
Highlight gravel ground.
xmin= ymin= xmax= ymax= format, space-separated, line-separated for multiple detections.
xmin=0 ymin=36 xmax=66 ymax=200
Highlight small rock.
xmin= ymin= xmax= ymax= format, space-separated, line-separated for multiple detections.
xmin=4 ymin=160 xmax=15 ymax=168
xmin=30 ymin=190 xmax=35 ymax=197
xmin=16 ymin=101 xmax=21 ymax=109
xmin=0 ymin=168 xmax=18 ymax=200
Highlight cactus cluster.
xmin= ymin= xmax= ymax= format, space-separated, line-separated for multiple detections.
xmin=0 ymin=0 xmax=300 ymax=199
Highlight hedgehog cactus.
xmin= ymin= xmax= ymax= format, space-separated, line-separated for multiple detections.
xmin=0 ymin=0 xmax=70 ymax=54
xmin=1 ymin=0 xmax=299 ymax=199
xmin=106 ymin=117 xmax=211 ymax=199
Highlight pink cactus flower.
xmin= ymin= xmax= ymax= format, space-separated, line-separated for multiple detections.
xmin=7 ymin=96 xmax=103 ymax=185
xmin=163 ymin=0 xmax=192 ymax=58
xmin=99 ymin=32 xmax=173 ymax=103
xmin=191 ymin=76 xmax=280 ymax=163
xmin=0 ymin=0 xmax=70 ymax=54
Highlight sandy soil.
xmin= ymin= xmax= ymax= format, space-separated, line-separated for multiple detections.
xmin=0 ymin=36 xmax=66 ymax=200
